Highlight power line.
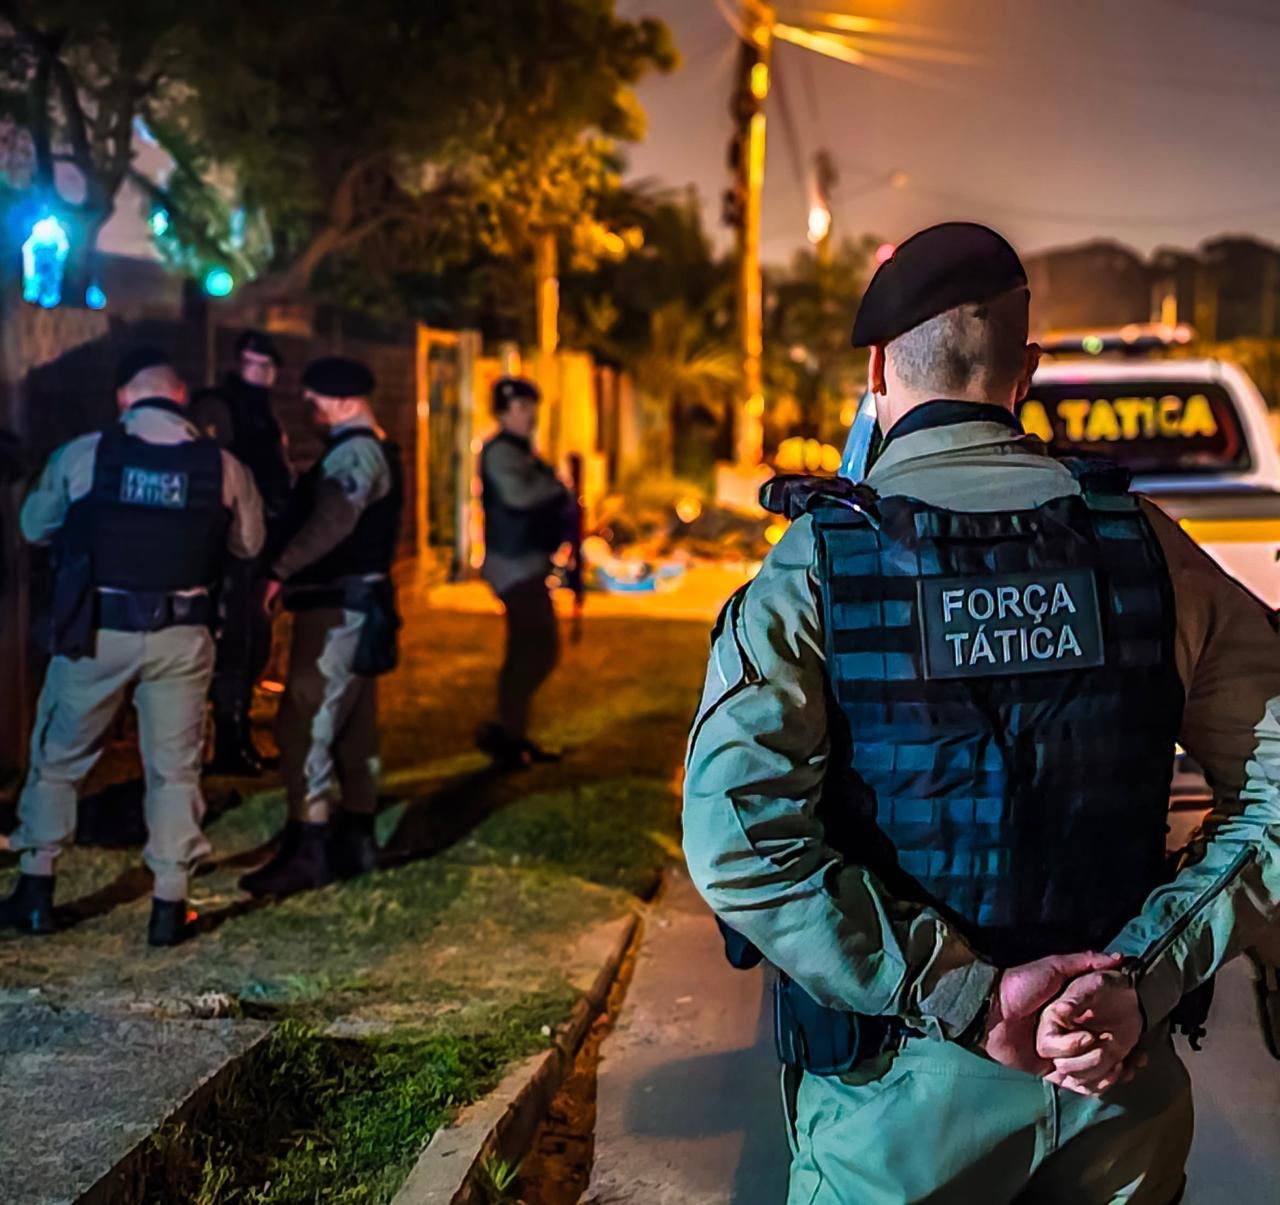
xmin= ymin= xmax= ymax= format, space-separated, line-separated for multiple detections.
xmin=771 ymin=58 xmax=810 ymax=192
xmin=800 ymin=41 xmax=822 ymax=127
xmin=1166 ymin=0 xmax=1280 ymax=26
xmin=832 ymin=156 xmax=1280 ymax=228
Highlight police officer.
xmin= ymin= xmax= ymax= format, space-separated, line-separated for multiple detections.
xmin=0 ymin=349 xmax=264 ymax=946
xmin=475 ymin=377 xmax=570 ymax=771
xmin=239 ymin=356 xmax=401 ymax=898
xmin=683 ymin=223 xmax=1280 ymax=1203
xmin=192 ymin=329 xmax=293 ymax=775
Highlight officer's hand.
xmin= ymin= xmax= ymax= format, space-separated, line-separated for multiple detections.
xmin=1036 ymin=969 xmax=1143 ymax=1096
xmin=263 ymin=579 xmax=283 ymax=615
xmin=981 ymin=951 xmax=1124 ymax=1076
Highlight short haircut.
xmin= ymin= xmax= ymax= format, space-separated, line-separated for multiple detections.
xmin=888 ymin=287 xmax=1030 ymax=397
xmin=121 ymin=364 xmax=185 ymax=402
xmin=235 ymin=328 xmax=281 ymax=365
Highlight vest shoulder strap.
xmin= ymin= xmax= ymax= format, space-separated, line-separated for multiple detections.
xmin=760 ymin=474 xmax=881 ymax=525
xmin=1057 ymin=454 xmax=1139 ymax=512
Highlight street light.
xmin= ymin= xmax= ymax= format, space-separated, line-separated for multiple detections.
xmin=807 ymin=203 xmax=832 ymax=245
xmin=203 ymin=267 xmax=235 ymax=297
xmin=21 ymin=214 xmax=71 ymax=309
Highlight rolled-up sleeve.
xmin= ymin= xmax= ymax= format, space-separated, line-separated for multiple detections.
xmin=682 ymin=516 xmax=997 ymax=1038
xmin=19 ymin=434 xmax=98 ymax=545
xmin=221 ymin=451 xmax=266 ymax=560
xmin=1108 ymin=507 xmax=1280 ymax=1025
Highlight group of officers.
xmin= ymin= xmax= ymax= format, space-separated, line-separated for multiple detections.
xmin=0 ymin=329 xmax=569 ymax=948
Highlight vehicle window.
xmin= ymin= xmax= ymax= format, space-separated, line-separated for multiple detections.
xmin=1018 ymin=380 xmax=1251 ymax=475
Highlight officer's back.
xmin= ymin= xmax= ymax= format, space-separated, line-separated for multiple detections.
xmin=683 ymin=222 xmax=1280 ymax=1205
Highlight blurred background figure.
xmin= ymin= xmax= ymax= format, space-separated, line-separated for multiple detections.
xmin=192 ymin=329 xmax=292 ymax=775
xmin=475 ymin=377 xmax=571 ymax=772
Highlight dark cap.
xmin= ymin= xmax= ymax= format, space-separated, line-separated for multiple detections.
xmin=115 ymin=346 xmax=174 ymax=390
xmin=235 ymin=328 xmax=281 ymax=365
xmin=492 ymin=376 xmax=541 ymax=412
xmin=301 ymin=356 xmax=375 ymax=398
xmin=851 ymin=222 xmax=1028 ymax=348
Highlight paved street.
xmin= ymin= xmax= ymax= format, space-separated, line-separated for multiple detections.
xmin=589 ymin=870 xmax=1280 ymax=1205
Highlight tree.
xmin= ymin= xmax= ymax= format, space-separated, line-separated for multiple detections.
xmin=764 ymin=237 xmax=878 ymax=448
xmin=562 ymin=188 xmax=738 ymax=477
xmin=0 ymin=1 xmax=181 ymax=292
xmin=161 ymin=0 xmax=675 ymax=299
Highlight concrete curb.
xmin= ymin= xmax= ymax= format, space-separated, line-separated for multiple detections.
xmin=392 ymin=910 xmax=642 ymax=1205
xmin=72 ymin=1020 xmax=275 ymax=1205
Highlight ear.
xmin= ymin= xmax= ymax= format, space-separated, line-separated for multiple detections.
xmin=868 ymin=345 xmax=888 ymax=396
xmin=115 ymin=389 xmax=129 ymax=414
xmin=1015 ymin=343 xmax=1042 ymax=403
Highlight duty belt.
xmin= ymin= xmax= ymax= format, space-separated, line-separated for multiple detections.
xmin=283 ymin=574 xmax=389 ymax=613
xmin=97 ymin=588 xmax=213 ymax=632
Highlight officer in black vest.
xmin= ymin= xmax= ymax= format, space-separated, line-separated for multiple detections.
xmin=1 ymin=349 xmax=264 ymax=945
xmin=239 ymin=356 xmax=402 ymax=899
xmin=683 ymin=224 xmax=1280 ymax=1203
xmin=475 ymin=377 xmax=571 ymax=771
xmin=192 ymin=330 xmax=293 ymax=776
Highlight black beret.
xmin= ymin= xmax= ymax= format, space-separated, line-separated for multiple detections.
xmin=302 ymin=356 xmax=375 ymax=398
xmin=235 ymin=328 xmax=282 ymax=365
xmin=851 ymin=222 xmax=1028 ymax=348
xmin=115 ymin=346 xmax=174 ymax=390
xmin=492 ymin=376 xmax=541 ymax=411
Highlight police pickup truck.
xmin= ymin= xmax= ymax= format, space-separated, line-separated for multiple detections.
xmin=842 ymin=335 xmax=1280 ymax=607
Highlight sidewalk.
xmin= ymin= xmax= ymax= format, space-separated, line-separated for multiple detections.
xmin=586 ymin=868 xmax=788 ymax=1205
xmin=586 ymin=871 xmax=1280 ymax=1205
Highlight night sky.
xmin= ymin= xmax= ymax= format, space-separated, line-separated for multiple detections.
xmin=619 ymin=0 xmax=1280 ymax=264
xmin=102 ymin=1 xmax=1280 ymax=267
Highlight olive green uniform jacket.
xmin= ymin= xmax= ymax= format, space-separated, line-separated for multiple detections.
xmin=683 ymin=416 xmax=1280 ymax=1042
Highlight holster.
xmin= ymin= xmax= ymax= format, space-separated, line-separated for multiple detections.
xmin=352 ymin=578 xmax=401 ymax=677
xmin=50 ymin=552 xmax=96 ymax=659
xmin=716 ymin=918 xmax=906 ymax=1075
xmin=775 ymin=972 xmax=913 ymax=1075
xmin=1250 ymin=952 xmax=1280 ymax=1061
xmin=1169 ymin=976 xmax=1216 ymax=1051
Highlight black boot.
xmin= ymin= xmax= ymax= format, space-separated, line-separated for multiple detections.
xmin=0 ymin=874 xmax=56 ymax=935
xmin=518 ymin=738 xmax=563 ymax=764
xmin=207 ymin=705 xmax=265 ymax=777
xmin=330 ymin=811 xmax=379 ymax=880
xmin=239 ymin=822 xmax=333 ymax=898
xmin=148 ymin=898 xmax=198 ymax=947
xmin=475 ymin=723 xmax=533 ymax=772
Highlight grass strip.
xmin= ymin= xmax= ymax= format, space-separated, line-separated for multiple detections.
xmin=136 ymin=994 xmax=567 ymax=1205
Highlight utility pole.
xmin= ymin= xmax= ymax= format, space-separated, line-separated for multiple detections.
xmin=809 ymin=150 xmax=837 ymax=266
xmin=724 ymin=1 xmax=774 ymax=468
xmin=535 ymin=230 xmax=560 ymax=461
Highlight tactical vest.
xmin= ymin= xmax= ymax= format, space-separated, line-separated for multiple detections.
xmin=480 ymin=432 xmax=565 ymax=558
xmin=755 ymin=462 xmax=1185 ymax=1070
xmin=63 ymin=402 xmax=230 ymax=594
xmin=283 ymin=430 xmax=404 ymax=586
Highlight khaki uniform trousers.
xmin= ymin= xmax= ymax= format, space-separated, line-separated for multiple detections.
xmin=10 ymin=626 xmax=216 ymax=901
xmin=277 ymin=608 xmax=379 ymax=823
xmin=786 ymin=1027 xmax=1192 ymax=1205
